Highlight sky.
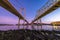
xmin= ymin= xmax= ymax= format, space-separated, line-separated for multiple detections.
xmin=0 ymin=0 xmax=60 ymax=24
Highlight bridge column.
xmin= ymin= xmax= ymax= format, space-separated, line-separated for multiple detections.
xmin=40 ymin=19 xmax=42 ymax=30
xmin=25 ymin=22 xmax=29 ymax=29
xmin=23 ymin=20 xmax=25 ymax=29
xmin=26 ymin=22 xmax=28 ymax=29
xmin=31 ymin=23 xmax=35 ymax=30
xmin=37 ymin=20 xmax=39 ymax=30
xmin=18 ymin=18 xmax=20 ymax=29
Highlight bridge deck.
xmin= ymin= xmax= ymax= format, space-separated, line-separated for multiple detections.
xmin=31 ymin=0 xmax=60 ymax=23
xmin=0 ymin=0 xmax=28 ymax=23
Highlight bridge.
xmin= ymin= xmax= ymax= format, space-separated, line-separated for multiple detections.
xmin=31 ymin=0 xmax=60 ymax=23
xmin=0 ymin=0 xmax=60 ymax=40
xmin=0 ymin=0 xmax=60 ymax=30
xmin=31 ymin=0 xmax=60 ymax=30
xmin=0 ymin=0 xmax=28 ymax=29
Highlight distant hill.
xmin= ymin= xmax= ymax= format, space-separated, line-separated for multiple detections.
xmin=51 ymin=21 xmax=60 ymax=26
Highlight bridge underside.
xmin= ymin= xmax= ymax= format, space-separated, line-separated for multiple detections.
xmin=0 ymin=0 xmax=28 ymax=23
xmin=31 ymin=1 xmax=60 ymax=23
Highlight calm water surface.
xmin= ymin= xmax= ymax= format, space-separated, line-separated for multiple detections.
xmin=0 ymin=25 xmax=54 ymax=31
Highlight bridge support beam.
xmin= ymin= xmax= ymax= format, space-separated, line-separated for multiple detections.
xmin=40 ymin=19 xmax=42 ymax=30
xmin=31 ymin=23 xmax=35 ymax=30
xmin=26 ymin=23 xmax=29 ymax=29
xmin=18 ymin=18 xmax=20 ymax=29
xmin=23 ymin=20 xmax=25 ymax=29
xmin=37 ymin=20 xmax=39 ymax=30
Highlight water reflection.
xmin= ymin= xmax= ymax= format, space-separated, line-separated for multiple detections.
xmin=0 ymin=25 xmax=54 ymax=31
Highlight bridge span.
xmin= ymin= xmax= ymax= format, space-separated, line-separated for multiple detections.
xmin=0 ymin=0 xmax=28 ymax=29
xmin=31 ymin=0 xmax=60 ymax=23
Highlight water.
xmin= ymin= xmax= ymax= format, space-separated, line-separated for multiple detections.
xmin=0 ymin=25 xmax=54 ymax=31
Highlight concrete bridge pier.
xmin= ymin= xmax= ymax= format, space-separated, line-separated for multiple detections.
xmin=40 ymin=19 xmax=42 ymax=30
xmin=18 ymin=18 xmax=20 ymax=29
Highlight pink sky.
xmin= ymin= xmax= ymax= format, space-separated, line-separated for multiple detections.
xmin=0 ymin=16 xmax=18 ymax=24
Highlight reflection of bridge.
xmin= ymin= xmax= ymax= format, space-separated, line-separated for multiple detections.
xmin=0 ymin=0 xmax=60 ymax=30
